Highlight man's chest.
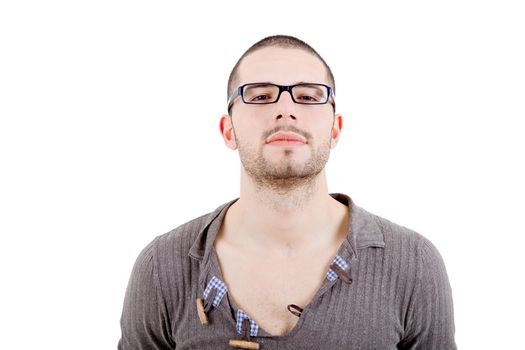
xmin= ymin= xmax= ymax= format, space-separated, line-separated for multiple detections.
xmin=213 ymin=241 xmax=338 ymax=336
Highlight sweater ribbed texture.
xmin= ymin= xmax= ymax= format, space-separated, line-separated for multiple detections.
xmin=118 ymin=193 xmax=456 ymax=349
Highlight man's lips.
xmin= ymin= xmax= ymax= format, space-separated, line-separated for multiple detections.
xmin=265 ymin=131 xmax=307 ymax=144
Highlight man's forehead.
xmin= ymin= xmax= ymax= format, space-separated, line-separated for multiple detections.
xmin=236 ymin=47 xmax=328 ymax=86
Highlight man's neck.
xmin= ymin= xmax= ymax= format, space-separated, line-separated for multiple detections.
xmin=222 ymin=169 xmax=348 ymax=258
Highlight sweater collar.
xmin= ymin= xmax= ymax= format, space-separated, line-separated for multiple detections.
xmin=188 ymin=193 xmax=385 ymax=263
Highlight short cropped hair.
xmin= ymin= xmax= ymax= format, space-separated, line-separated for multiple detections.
xmin=227 ymin=35 xmax=336 ymax=111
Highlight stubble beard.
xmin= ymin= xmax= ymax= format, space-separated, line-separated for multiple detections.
xmin=236 ymin=135 xmax=331 ymax=195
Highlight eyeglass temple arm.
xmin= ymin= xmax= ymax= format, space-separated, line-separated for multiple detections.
xmin=227 ymin=88 xmax=241 ymax=107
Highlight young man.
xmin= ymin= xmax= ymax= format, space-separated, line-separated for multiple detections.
xmin=118 ymin=35 xmax=456 ymax=349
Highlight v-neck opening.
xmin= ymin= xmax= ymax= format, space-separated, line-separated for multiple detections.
xmin=209 ymin=236 xmax=355 ymax=339
xmin=202 ymin=195 xmax=355 ymax=340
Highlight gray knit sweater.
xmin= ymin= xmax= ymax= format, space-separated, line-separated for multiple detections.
xmin=118 ymin=193 xmax=456 ymax=349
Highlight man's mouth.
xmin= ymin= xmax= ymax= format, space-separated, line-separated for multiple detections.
xmin=266 ymin=131 xmax=307 ymax=144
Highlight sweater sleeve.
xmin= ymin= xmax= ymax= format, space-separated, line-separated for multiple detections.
xmin=399 ymin=236 xmax=457 ymax=349
xmin=118 ymin=237 xmax=176 ymax=350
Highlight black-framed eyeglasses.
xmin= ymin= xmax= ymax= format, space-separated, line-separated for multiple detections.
xmin=227 ymin=82 xmax=335 ymax=112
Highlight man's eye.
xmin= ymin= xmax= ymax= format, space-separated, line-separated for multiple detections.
xmin=252 ymin=95 xmax=271 ymax=101
xmin=297 ymin=95 xmax=318 ymax=102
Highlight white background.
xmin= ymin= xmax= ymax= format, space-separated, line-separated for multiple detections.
xmin=1 ymin=0 xmax=524 ymax=348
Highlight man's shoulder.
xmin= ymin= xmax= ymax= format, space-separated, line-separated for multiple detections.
xmin=149 ymin=199 xmax=233 ymax=261
xmin=354 ymin=204 xmax=437 ymax=253
xmin=355 ymin=204 xmax=450 ymax=286
xmin=151 ymin=207 xmax=220 ymax=260
xmin=159 ymin=211 xmax=211 ymax=243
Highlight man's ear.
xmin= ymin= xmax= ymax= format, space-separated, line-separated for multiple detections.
xmin=330 ymin=113 xmax=343 ymax=149
xmin=219 ymin=114 xmax=237 ymax=150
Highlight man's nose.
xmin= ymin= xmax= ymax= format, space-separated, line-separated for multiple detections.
xmin=274 ymin=91 xmax=297 ymax=120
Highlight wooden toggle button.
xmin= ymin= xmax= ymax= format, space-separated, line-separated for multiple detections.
xmin=229 ymin=317 xmax=260 ymax=349
xmin=196 ymin=298 xmax=208 ymax=325
xmin=228 ymin=339 xmax=260 ymax=349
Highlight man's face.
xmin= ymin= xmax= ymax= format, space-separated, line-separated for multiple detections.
xmin=220 ymin=47 xmax=343 ymax=189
